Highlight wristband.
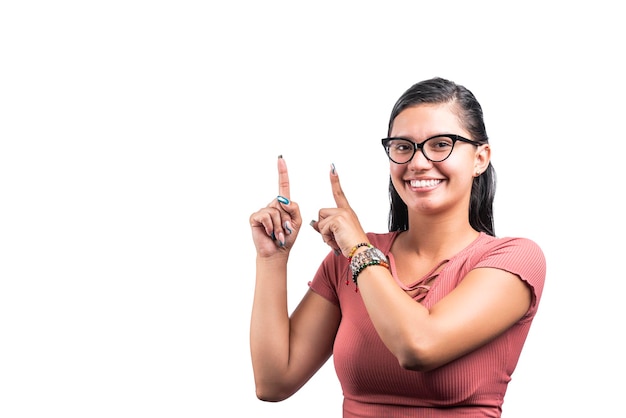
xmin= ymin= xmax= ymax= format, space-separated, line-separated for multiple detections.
xmin=349 ymin=247 xmax=390 ymax=289
xmin=347 ymin=242 xmax=372 ymax=260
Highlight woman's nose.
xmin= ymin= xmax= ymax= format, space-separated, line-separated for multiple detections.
xmin=407 ymin=148 xmax=433 ymax=170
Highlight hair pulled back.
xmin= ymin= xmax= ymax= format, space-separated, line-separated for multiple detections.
xmin=386 ymin=77 xmax=496 ymax=236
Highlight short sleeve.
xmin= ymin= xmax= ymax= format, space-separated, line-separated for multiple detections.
xmin=308 ymin=249 xmax=344 ymax=306
xmin=475 ymin=237 xmax=546 ymax=317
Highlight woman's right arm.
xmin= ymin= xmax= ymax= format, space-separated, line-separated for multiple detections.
xmin=249 ymin=157 xmax=341 ymax=401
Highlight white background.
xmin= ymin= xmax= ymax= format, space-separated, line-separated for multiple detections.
xmin=1 ymin=1 xmax=624 ymax=417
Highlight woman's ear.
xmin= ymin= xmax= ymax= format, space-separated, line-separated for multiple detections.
xmin=474 ymin=144 xmax=491 ymax=177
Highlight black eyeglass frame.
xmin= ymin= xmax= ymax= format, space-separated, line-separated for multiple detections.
xmin=381 ymin=134 xmax=483 ymax=164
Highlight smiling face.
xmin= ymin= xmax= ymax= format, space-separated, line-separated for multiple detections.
xmin=388 ymin=103 xmax=490 ymax=219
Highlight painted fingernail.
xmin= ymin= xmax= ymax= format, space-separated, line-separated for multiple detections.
xmin=284 ymin=221 xmax=293 ymax=234
xmin=277 ymin=195 xmax=290 ymax=205
xmin=278 ymin=154 xmax=283 ymax=159
xmin=331 ymin=163 xmax=336 ymax=175
xmin=278 ymin=232 xmax=285 ymax=247
xmin=309 ymin=220 xmax=316 ymax=227
xmin=271 ymin=231 xmax=276 ymax=240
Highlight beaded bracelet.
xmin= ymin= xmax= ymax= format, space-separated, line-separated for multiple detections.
xmin=347 ymin=242 xmax=372 ymax=260
xmin=352 ymin=259 xmax=390 ymax=285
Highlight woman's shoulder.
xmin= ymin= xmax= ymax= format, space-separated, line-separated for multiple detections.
xmin=478 ymin=233 xmax=545 ymax=257
xmin=473 ymin=233 xmax=547 ymax=309
xmin=365 ymin=231 xmax=400 ymax=253
xmin=472 ymin=233 xmax=547 ymax=282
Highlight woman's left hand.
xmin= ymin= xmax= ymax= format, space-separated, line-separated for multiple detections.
xmin=310 ymin=164 xmax=369 ymax=257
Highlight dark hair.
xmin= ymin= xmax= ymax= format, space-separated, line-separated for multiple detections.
xmin=386 ymin=77 xmax=496 ymax=236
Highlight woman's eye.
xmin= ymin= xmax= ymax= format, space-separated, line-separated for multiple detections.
xmin=431 ymin=140 xmax=453 ymax=149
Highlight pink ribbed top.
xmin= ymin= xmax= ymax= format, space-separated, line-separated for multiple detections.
xmin=309 ymin=231 xmax=546 ymax=418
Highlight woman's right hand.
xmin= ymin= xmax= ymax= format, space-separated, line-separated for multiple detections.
xmin=249 ymin=156 xmax=302 ymax=258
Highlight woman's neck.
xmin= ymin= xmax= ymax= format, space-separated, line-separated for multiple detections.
xmin=399 ymin=216 xmax=479 ymax=260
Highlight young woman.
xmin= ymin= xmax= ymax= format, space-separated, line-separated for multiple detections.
xmin=249 ymin=77 xmax=546 ymax=417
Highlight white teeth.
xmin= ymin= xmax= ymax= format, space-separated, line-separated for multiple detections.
xmin=410 ymin=179 xmax=442 ymax=188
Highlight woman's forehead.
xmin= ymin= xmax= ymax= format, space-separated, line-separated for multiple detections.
xmin=391 ymin=104 xmax=466 ymax=137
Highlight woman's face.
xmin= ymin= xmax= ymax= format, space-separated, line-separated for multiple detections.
xmin=388 ymin=103 xmax=490 ymax=217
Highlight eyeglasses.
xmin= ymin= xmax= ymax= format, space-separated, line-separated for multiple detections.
xmin=381 ymin=134 xmax=482 ymax=164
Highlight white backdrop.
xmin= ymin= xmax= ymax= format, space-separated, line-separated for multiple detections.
xmin=1 ymin=1 xmax=624 ymax=417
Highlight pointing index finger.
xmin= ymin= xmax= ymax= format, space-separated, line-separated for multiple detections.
xmin=330 ymin=163 xmax=350 ymax=208
xmin=277 ymin=155 xmax=290 ymax=200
